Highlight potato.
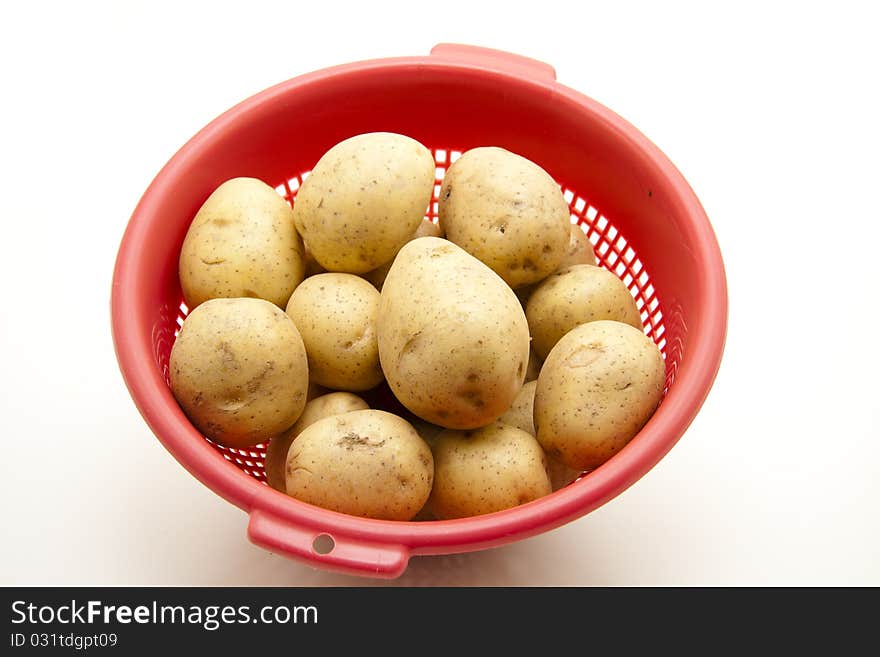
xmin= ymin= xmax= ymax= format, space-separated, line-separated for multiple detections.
xmin=378 ymin=237 xmax=530 ymax=429
xmin=535 ymin=320 xmax=665 ymax=470
xmin=264 ymin=392 xmax=368 ymax=492
xmin=526 ymin=264 xmax=642 ymax=360
xmin=285 ymin=410 xmax=433 ymax=520
xmin=557 ymin=223 xmax=597 ymax=270
xmin=439 ymin=147 xmax=569 ymax=288
xmin=428 ymin=422 xmax=551 ymax=519
xmin=364 ymin=219 xmax=444 ymax=291
xmin=169 ymin=298 xmax=309 ymax=448
xmin=499 ymin=381 xmax=537 ymax=436
xmin=292 ymin=133 xmax=435 ymax=273
xmin=179 ymin=177 xmax=305 ymax=309
xmin=286 ymin=273 xmax=384 ymax=391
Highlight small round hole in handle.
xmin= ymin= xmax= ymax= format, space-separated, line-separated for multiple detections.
xmin=312 ymin=534 xmax=335 ymax=555
xmin=247 ymin=510 xmax=410 ymax=579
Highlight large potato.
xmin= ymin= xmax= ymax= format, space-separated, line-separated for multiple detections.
xmin=169 ymin=298 xmax=309 ymax=448
xmin=428 ymin=422 xmax=551 ymax=519
xmin=264 ymin=392 xmax=368 ymax=492
xmin=179 ymin=177 xmax=305 ymax=309
xmin=292 ymin=133 xmax=435 ymax=273
xmin=364 ymin=219 xmax=444 ymax=291
xmin=285 ymin=410 xmax=433 ymax=520
xmin=286 ymin=273 xmax=384 ymax=391
xmin=535 ymin=320 xmax=665 ymax=470
xmin=378 ymin=237 xmax=530 ymax=429
xmin=526 ymin=264 xmax=642 ymax=360
xmin=439 ymin=147 xmax=569 ymax=288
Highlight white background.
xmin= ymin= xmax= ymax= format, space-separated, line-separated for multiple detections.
xmin=1 ymin=0 xmax=877 ymax=586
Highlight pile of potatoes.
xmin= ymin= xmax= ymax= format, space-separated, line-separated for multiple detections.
xmin=169 ymin=132 xmax=666 ymax=522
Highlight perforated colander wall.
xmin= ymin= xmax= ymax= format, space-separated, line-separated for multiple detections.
xmin=168 ymin=148 xmax=672 ymax=483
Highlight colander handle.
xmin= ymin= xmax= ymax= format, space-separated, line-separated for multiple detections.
xmin=247 ymin=509 xmax=410 ymax=579
xmin=430 ymin=43 xmax=556 ymax=81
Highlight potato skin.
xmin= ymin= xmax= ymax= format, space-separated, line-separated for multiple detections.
xmin=364 ymin=219 xmax=444 ymax=291
xmin=285 ymin=410 xmax=433 ymax=520
xmin=439 ymin=147 xmax=569 ymax=288
xmin=264 ymin=392 xmax=368 ymax=492
xmin=378 ymin=237 xmax=530 ymax=429
xmin=428 ymin=422 xmax=551 ymax=519
xmin=286 ymin=273 xmax=384 ymax=392
xmin=526 ymin=264 xmax=642 ymax=360
xmin=169 ymin=298 xmax=309 ymax=448
xmin=179 ymin=177 xmax=305 ymax=309
xmin=292 ymin=133 xmax=435 ymax=273
xmin=558 ymin=223 xmax=597 ymax=270
xmin=535 ymin=320 xmax=665 ymax=470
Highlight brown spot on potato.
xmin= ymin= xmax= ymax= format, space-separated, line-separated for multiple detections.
xmin=216 ymin=341 xmax=239 ymax=370
xmin=429 ymin=244 xmax=455 ymax=258
xmin=338 ymin=432 xmax=385 ymax=449
xmin=245 ymin=361 xmax=275 ymax=393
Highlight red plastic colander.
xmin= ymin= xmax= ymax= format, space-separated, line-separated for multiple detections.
xmin=111 ymin=44 xmax=728 ymax=578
